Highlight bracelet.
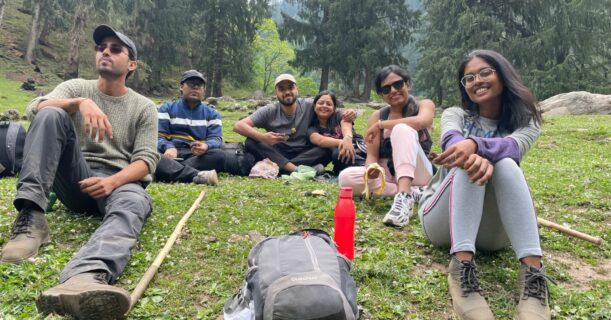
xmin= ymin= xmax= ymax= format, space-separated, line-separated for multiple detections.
xmin=344 ymin=134 xmax=353 ymax=140
xmin=377 ymin=120 xmax=383 ymax=130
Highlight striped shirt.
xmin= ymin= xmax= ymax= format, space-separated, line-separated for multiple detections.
xmin=157 ymin=99 xmax=222 ymax=152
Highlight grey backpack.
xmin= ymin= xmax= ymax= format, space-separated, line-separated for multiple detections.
xmin=224 ymin=229 xmax=358 ymax=320
xmin=0 ymin=121 xmax=26 ymax=178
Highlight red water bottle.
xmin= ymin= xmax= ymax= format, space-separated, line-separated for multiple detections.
xmin=334 ymin=187 xmax=356 ymax=260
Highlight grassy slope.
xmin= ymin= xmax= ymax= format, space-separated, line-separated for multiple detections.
xmin=0 ymin=3 xmax=609 ymax=318
xmin=0 ymin=87 xmax=609 ymax=318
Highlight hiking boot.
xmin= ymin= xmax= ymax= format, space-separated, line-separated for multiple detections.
xmin=192 ymin=170 xmax=218 ymax=185
xmin=1 ymin=207 xmax=50 ymax=263
xmin=382 ymin=192 xmax=414 ymax=227
xmin=515 ymin=264 xmax=554 ymax=320
xmin=36 ymin=272 xmax=131 ymax=320
xmin=448 ymin=256 xmax=494 ymax=320
xmin=312 ymin=163 xmax=326 ymax=176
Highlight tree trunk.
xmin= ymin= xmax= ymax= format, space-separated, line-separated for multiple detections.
xmin=319 ymin=65 xmax=330 ymax=91
xmin=352 ymin=70 xmax=361 ymax=98
xmin=38 ymin=16 xmax=51 ymax=45
xmin=212 ymin=28 xmax=225 ymax=97
xmin=0 ymin=0 xmax=6 ymax=29
xmin=25 ymin=0 xmax=43 ymax=64
xmin=361 ymin=67 xmax=372 ymax=101
xmin=64 ymin=0 xmax=88 ymax=80
xmin=436 ymin=83 xmax=444 ymax=106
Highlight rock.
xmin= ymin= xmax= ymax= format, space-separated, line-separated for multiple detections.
xmin=21 ymin=79 xmax=36 ymax=91
xmin=365 ymin=102 xmax=386 ymax=110
xmin=206 ymin=97 xmax=219 ymax=106
xmin=0 ymin=109 xmax=21 ymax=121
xmin=540 ymin=91 xmax=611 ymax=115
xmin=218 ymin=96 xmax=236 ymax=102
xmin=250 ymin=90 xmax=266 ymax=100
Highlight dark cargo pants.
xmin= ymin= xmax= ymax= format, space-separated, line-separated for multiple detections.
xmin=154 ymin=148 xmax=225 ymax=183
xmin=14 ymin=107 xmax=152 ymax=284
xmin=244 ymin=138 xmax=331 ymax=170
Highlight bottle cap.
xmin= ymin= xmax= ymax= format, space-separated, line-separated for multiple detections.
xmin=339 ymin=186 xmax=353 ymax=198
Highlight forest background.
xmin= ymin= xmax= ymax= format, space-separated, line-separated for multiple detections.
xmin=0 ymin=0 xmax=610 ymax=319
xmin=0 ymin=0 xmax=609 ymax=105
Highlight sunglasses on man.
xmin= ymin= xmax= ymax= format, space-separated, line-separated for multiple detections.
xmin=94 ymin=44 xmax=127 ymax=55
xmin=380 ymin=79 xmax=406 ymax=95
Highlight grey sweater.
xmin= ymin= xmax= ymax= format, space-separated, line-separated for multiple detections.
xmin=27 ymin=79 xmax=159 ymax=182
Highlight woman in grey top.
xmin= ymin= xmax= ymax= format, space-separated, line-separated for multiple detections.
xmin=418 ymin=50 xmax=552 ymax=320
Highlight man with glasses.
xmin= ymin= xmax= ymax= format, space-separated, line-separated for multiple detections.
xmin=234 ymin=74 xmax=332 ymax=175
xmin=0 ymin=25 xmax=158 ymax=318
xmin=154 ymin=70 xmax=223 ymax=185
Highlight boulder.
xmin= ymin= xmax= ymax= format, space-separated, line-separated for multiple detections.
xmin=206 ymin=97 xmax=219 ymax=106
xmin=0 ymin=109 xmax=21 ymax=121
xmin=540 ymin=91 xmax=611 ymax=115
xmin=250 ymin=90 xmax=266 ymax=100
xmin=21 ymin=78 xmax=36 ymax=91
xmin=365 ymin=102 xmax=386 ymax=110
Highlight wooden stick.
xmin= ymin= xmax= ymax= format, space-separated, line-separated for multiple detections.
xmin=537 ymin=217 xmax=603 ymax=245
xmin=128 ymin=190 xmax=207 ymax=312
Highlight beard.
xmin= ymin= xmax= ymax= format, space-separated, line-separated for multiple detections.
xmin=278 ymin=94 xmax=296 ymax=106
xmin=97 ymin=66 xmax=124 ymax=79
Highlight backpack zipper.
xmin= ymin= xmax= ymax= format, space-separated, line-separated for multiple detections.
xmin=303 ymin=231 xmax=320 ymax=271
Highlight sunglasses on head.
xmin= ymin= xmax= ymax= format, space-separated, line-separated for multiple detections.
xmin=94 ymin=44 xmax=126 ymax=55
xmin=380 ymin=79 xmax=405 ymax=95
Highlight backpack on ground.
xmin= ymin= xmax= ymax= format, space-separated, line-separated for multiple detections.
xmin=0 ymin=121 xmax=26 ymax=178
xmin=221 ymin=142 xmax=256 ymax=176
xmin=224 ymin=229 xmax=358 ymax=320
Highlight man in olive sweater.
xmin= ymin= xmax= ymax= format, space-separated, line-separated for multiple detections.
xmin=0 ymin=25 xmax=159 ymax=318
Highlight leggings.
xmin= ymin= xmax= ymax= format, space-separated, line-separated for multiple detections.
xmin=418 ymin=158 xmax=542 ymax=259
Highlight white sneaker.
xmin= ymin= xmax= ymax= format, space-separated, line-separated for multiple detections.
xmin=383 ymin=192 xmax=414 ymax=227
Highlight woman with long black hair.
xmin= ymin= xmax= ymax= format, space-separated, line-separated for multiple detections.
xmin=419 ymin=49 xmax=551 ymax=319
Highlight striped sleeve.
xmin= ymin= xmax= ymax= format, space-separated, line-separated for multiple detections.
xmin=205 ymin=109 xmax=222 ymax=149
xmin=157 ymin=103 xmax=175 ymax=152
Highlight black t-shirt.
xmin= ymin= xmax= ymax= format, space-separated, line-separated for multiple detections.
xmin=307 ymin=111 xmax=345 ymax=139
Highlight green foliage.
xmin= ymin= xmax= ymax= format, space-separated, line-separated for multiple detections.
xmin=417 ymin=0 xmax=611 ymax=106
xmin=252 ymin=18 xmax=296 ymax=94
xmin=0 ymin=74 xmax=37 ymax=114
xmin=280 ymin=0 xmax=421 ymax=99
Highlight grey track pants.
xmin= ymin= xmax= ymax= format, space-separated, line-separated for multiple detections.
xmin=14 ymin=107 xmax=152 ymax=284
xmin=418 ymin=158 xmax=542 ymax=259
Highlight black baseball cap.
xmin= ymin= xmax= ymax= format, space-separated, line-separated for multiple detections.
xmin=180 ymin=70 xmax=206 ymax=84
xmin=93 ymin=25 xmax=137 ymax=60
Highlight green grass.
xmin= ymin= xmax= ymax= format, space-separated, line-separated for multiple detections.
xmin=0 ymin=74 xmax=38 ymax=114
xmin=0 ymin=85 xmax=609 ymax=319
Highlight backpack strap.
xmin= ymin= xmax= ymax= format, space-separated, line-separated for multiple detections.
xmin=6 ymin=122 xmax=21 ymax=174
xmin=378 ymin=106 xmax=390 ymax=149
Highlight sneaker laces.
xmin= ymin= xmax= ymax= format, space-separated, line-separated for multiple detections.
xmin=523 ymin=267 xmax=556 ymax=305
xmin=459 ymin=260 xmax=483 ymax=297
xmin=93 ymin=272 xmax=109 ymax=284
xmin=11 ymin=211 xmax=34 ymax=237
xmin=389 ymin=193 xmax=409 ymax=216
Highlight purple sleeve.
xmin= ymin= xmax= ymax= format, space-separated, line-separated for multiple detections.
xmin=440 ymin=130 xmax=465 ymax=151
xmin=470 ymin=136 xmax=520 ymax=163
